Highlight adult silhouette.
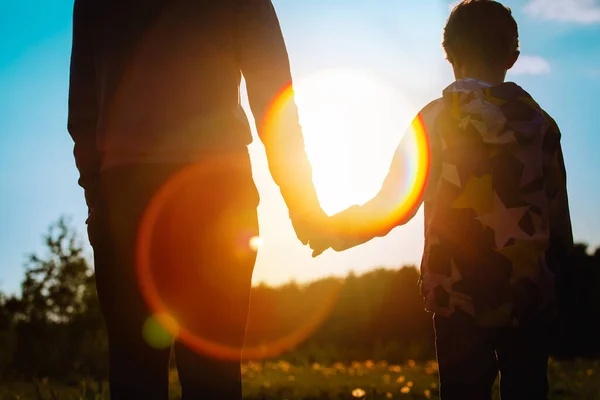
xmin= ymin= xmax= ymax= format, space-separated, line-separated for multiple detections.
xmin=67 ymin=0 xmax=325 ymax=399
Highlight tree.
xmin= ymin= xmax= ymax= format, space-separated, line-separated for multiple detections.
xmin=17 ymin=216 xmax=91 ymax=323
xmin=7 ymin=216 xmax=106 ymax=379
xmin=0 ymin=293 xmax=17 ymax=379
xmin=555 ymin=244 xmax=600 ymax=359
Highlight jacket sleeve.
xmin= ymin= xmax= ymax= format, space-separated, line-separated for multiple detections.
xmin=67 ymin=0 xmax=101 ymax=213
xmin=544 ymin=119 xmax=574 ymax=273
xmin=234 ymin=0 xmax=321 ymax=219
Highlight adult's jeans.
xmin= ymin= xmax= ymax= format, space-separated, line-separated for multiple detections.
xmin=90 ymin=152 xmax=260 ymax=400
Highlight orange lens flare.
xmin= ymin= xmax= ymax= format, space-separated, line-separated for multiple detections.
xmin=262 ymin=81 xmax=295 ymax=141
xmin=378 ymin=113 xmax=431 ymax=230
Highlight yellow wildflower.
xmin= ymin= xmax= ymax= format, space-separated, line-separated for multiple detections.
xmin=389 ymin=365 xmax=402 ymax=373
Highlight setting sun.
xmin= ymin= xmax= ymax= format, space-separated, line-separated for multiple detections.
xmin=292 ymin=69 xmax=417 ymax=215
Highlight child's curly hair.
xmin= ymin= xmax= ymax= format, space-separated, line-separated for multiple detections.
xmin=443 ymin=0 xmax=519 ymax=69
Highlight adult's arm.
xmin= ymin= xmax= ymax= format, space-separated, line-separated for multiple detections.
xmin=67 ymin=0 xmax=101 ymax=215
xmin=234 ymin=0 xmax=324 ymax=243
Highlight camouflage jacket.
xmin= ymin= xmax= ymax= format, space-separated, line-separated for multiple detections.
xmin=330 ymin=79 xmax=573 ymax=326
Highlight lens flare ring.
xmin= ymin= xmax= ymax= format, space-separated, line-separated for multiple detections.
xmin=136 ymin=156 xmax=341 ymax=360
xmin=385 ymin=113 xmax=431 ymax=227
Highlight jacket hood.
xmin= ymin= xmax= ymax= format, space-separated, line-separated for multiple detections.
xmin=442 ymin=78 xmax=546 ymax=145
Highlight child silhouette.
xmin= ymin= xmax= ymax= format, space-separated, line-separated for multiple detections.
xmin=310 ymin=1 xmax=573 ymax=399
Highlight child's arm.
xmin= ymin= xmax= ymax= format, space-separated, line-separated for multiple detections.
xmin=544 ymin=120 xmax=573 ymax=273
xmin=329 ymin=130 xmax=424 ymax=248
xmin=543 ymin=119 xmax=573 ymax=320
xmin=311 ymin=102 xmax=442 ymax=255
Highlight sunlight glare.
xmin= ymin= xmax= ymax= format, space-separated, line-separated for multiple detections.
xmin=249 ymin=236 xmax=263 ymax=251
xmin=292 ymin=69 xmax=416 ymax=215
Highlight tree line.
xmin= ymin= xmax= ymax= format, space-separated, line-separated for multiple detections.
xmin=0 ymin=217 xmax=598 ymax=381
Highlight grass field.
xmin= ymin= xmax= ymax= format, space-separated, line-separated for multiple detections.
xmin=1 ymin=358 xmax=598 ymax=399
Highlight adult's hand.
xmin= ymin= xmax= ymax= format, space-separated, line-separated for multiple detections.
xmin=292 ymin=208 xmax=352 ymax=257
xmin=290 ymin=208 xmax=328 ymax=246
xmin=308 ymin=234 xmax=330 ymax=258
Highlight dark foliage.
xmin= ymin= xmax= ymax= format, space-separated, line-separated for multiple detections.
xmin=0 ymin=217 xmax=598 ymax=380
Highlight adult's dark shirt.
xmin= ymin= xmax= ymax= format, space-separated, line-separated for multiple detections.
xmin=68 ymin=0 xmax=321 ymax=225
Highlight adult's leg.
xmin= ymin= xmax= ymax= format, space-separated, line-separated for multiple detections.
xmin=92 ymin=165 xmax=178 ymax=400
xmin=434 ymin=310 xmax=498 ymax=400
xmin=138 ymin=154 xmax=260 ymax=400
xmin=495 ymin=319 xmax=550 ymax=400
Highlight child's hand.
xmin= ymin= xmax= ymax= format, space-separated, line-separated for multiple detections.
xmin=308 ymin=214 xmax=344 ymax=257
xmin=308 ymin=206 xmax=363 ymax=257
xmin=309 ymin=234 xmax=331 ymax=258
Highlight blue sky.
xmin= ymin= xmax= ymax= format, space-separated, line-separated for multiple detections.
xmin=1 ymin=0 xmax=599 ymax=294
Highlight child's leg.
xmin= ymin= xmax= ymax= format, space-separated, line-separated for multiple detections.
xmin=495 ymin=321 xmax=551 ymax=400
xmin=434 ymin=310 xmax=498 ymax=400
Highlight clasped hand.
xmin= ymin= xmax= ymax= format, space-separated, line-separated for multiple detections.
xmin=291 ymin=207 xmax=359 ymax=258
